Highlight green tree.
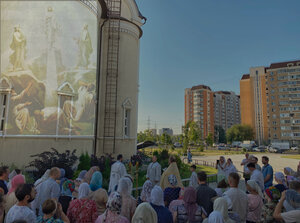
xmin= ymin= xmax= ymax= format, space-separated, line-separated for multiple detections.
xmin=214 ymin=125 xmax=226 ymax=143
xmin=161 ymin=133 xmax=172 ymax=145
xmin=78 ymin=152 xmax=91 ymax=171
xmin=187 ymin=121 xmax=201 ymax=144
xmin=226 ymin=124 xmax=254 ymax=143
xmin=137 ymin=130 xmax=157 ymax=143
xmin=205 ymin=133 xmax=214 ymax=146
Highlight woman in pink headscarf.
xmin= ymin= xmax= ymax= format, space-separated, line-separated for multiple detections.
xmin=84 ymin=166 xmax=100 ymax=184
xmin=174 ymin=186 xmax=207 ymax=222
xmin=4 ymin=174 xmax=25 ymax=213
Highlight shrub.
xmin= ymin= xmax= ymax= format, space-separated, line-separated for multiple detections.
xmin=26 ymin=148 xmax=78 ymax=180
xmin=78 ymin=152 xmax=91 ymax=171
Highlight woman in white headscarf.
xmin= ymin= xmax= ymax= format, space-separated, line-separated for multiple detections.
xmin=284 ymin=167 xmax=297 ymax=183
xmin=224 ymin=158 xmax=237 ymax=178
xmin=246 ymin=180 xmax=263 ymax=223
xmin=274 ymin=172 xmax=288 ymax=192
xmin=138 ymin=180 xmax=154 ymax=205
xmin=78 ymin=182 xmax=90 ymax=199
xmin=117 ymin=177 xmax=136 ymax=222
xmin=204 ymin=197 xmax=234 ymax=223
xmin=217 ymin=156 xmax=226 ymax=182
xmin=34 ymin=169 xmax=50 ymax=187
xmin=150 ymin=186 xmax=173 ymax=223
xmin=132 ymin=202 xmax=158 ymax=223
xmin=205 ymin=211 xmax=225 ymax=223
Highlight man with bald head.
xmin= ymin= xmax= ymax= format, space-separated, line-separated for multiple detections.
xmin=33 ymin=167 xmax=61 ymax=215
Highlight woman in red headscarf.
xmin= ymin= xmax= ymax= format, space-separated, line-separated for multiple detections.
xmin=4 ymin=174 xmax=25 ymax=213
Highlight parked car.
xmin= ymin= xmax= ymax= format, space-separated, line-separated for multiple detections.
xmin=218 ymin=145 xmax=230 ymax=150
xmin=174 ymin=142 xmax=182 ymax=148
xmin=269 ymin=147 xmax=284 ymax=153
xmin=253 ymin=146 xmax=267 ymax=152
xmin=291 ymin=146 xmax=299 ymax=151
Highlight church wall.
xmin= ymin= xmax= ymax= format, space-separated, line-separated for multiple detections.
xmin=0 ymin=137 xmax=93 ymax=167
xmin=96 ymin=20 xmax=141 ymax=158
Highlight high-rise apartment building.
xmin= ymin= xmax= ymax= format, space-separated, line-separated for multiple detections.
xmin=240 ymin=60 xmax=300 ymax=146
xmin=214 ymin=91 xmax=241 ymax=131
xmin=240 ymin=67 xmax=268 ymax=145
xmin=266 ymin=60 xmax=300 ymax=146
xmin=185 ymin=85 xmax=214 ymax=138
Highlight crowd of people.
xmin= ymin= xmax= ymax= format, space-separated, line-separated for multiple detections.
xmin=0 ymin=153 xmax=300 ymax=222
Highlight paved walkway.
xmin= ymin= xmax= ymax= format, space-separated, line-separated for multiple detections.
xmin=194 ymin=153 xmax=299 ymax=174
xmin=195 ymin=153 xmax=299 ymax=191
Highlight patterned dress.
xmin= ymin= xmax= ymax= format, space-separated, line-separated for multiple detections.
xmin=67 ymin=199 xmax=98 ymax=223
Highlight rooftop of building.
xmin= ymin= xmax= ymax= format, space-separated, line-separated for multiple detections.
xmin=191 ymin=84 xmax=212 ymax=91
xmin=241 ymin=74 xmax=250 ymax=80
xmin=268 ymin=60 xmax=300 ymax=69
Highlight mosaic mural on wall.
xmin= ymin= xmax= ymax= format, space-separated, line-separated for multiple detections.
xmin=0 ymin=1 xmax=100 ymax=136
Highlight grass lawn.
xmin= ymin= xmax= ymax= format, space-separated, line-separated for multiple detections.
xmin=143 ymin=147 xmax=260 ymax=157
xmin=281 ymin=155 xmax=300 ymax=159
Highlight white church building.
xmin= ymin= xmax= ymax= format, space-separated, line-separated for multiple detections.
xmin=0 ymin=0 xmax=145 ymax=166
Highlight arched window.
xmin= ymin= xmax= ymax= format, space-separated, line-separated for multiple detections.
xmin=122 ymin=98 xmax=133 ymax=138
xmin=57 ymin=82 xmax=75 ymax=136
xmin=0 ymin=78 xmax=12 ymax=135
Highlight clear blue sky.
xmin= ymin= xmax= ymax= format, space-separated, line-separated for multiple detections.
xmin=136 ymin=0 xmax=300 ymax=134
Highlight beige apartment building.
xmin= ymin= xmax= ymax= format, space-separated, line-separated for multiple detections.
xmin=266 ymin=60 xmax=300 ymax=146
xmin=240 ymin=60 xmax=300 ymax=146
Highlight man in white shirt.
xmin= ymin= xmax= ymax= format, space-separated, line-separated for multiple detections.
xmin=5 ymin=184 xmax=36 ymax=223
xmin=223 ymin=172 xmax=248 ymax=222
xmin=273 ymin=190 xmax=300 ymax=222
xmin=146 ymin=155 xmax=161 ymax=186
xmin=247 ymin=162 xmax=264 ymax=191
xmin=189 ymin=165 xmax=198 ymax=189
xmin=108 ymin=154 xmax=127 ymax=193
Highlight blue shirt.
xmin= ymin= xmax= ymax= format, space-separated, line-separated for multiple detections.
xmin=150 ymin=203 xmax=173 ymax=223
xmin=262 ymin=164 xmax=273 ymax=188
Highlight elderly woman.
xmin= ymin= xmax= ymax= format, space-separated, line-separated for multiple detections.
xmin=246 ymin=180 xmax=263 ymax=223
xmin=4 ymin=174 xmax=25 ymax=214
xmin=224 ymin=158 xmax=237 ymax=178
xmin=284 ymin=167 xmax=297 ymax=184
xmin=174 ymin=186 xmax=207 ymax=223
xmin=217 ymin=156 xmax=226 ymax=182
xmin=34 ymin=169 xmax=50 ymax=187
xmin=150 ymin=186 xmax=173 ymax=223
xmin=84 ymin=166 xmax=100 ymax=184
xmin=203 ymin=197 xmax=234 ymax=223
xmin=95 ymin=191 xmax=129 ymax=223
xmin=90 ymin=188 xmax=108 ymax=215
xmin=283 ymin=189 xmax=300 ymax=211
xmin=261 ymin=186 xmax=281 ymax=223
xmin=117 ymin=177 xmax=136 ymax=221
xmin=138 ymin=180 xmax=154 ymax=205
xmin=132 ymin=202 xmax=158 ymax=223
xmin=67 ymin=183 xmax=98 ymax=223
xmin=163 ymin=175 xmax=181 ymax=208
xmin=90 ymin=171 xmax=103 ymax=192
xmin=274 ymin=172 xmax=287 ymax=193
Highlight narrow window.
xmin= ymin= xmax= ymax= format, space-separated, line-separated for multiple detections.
xmin=124 ymin=109 xmax=130 ymax=137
